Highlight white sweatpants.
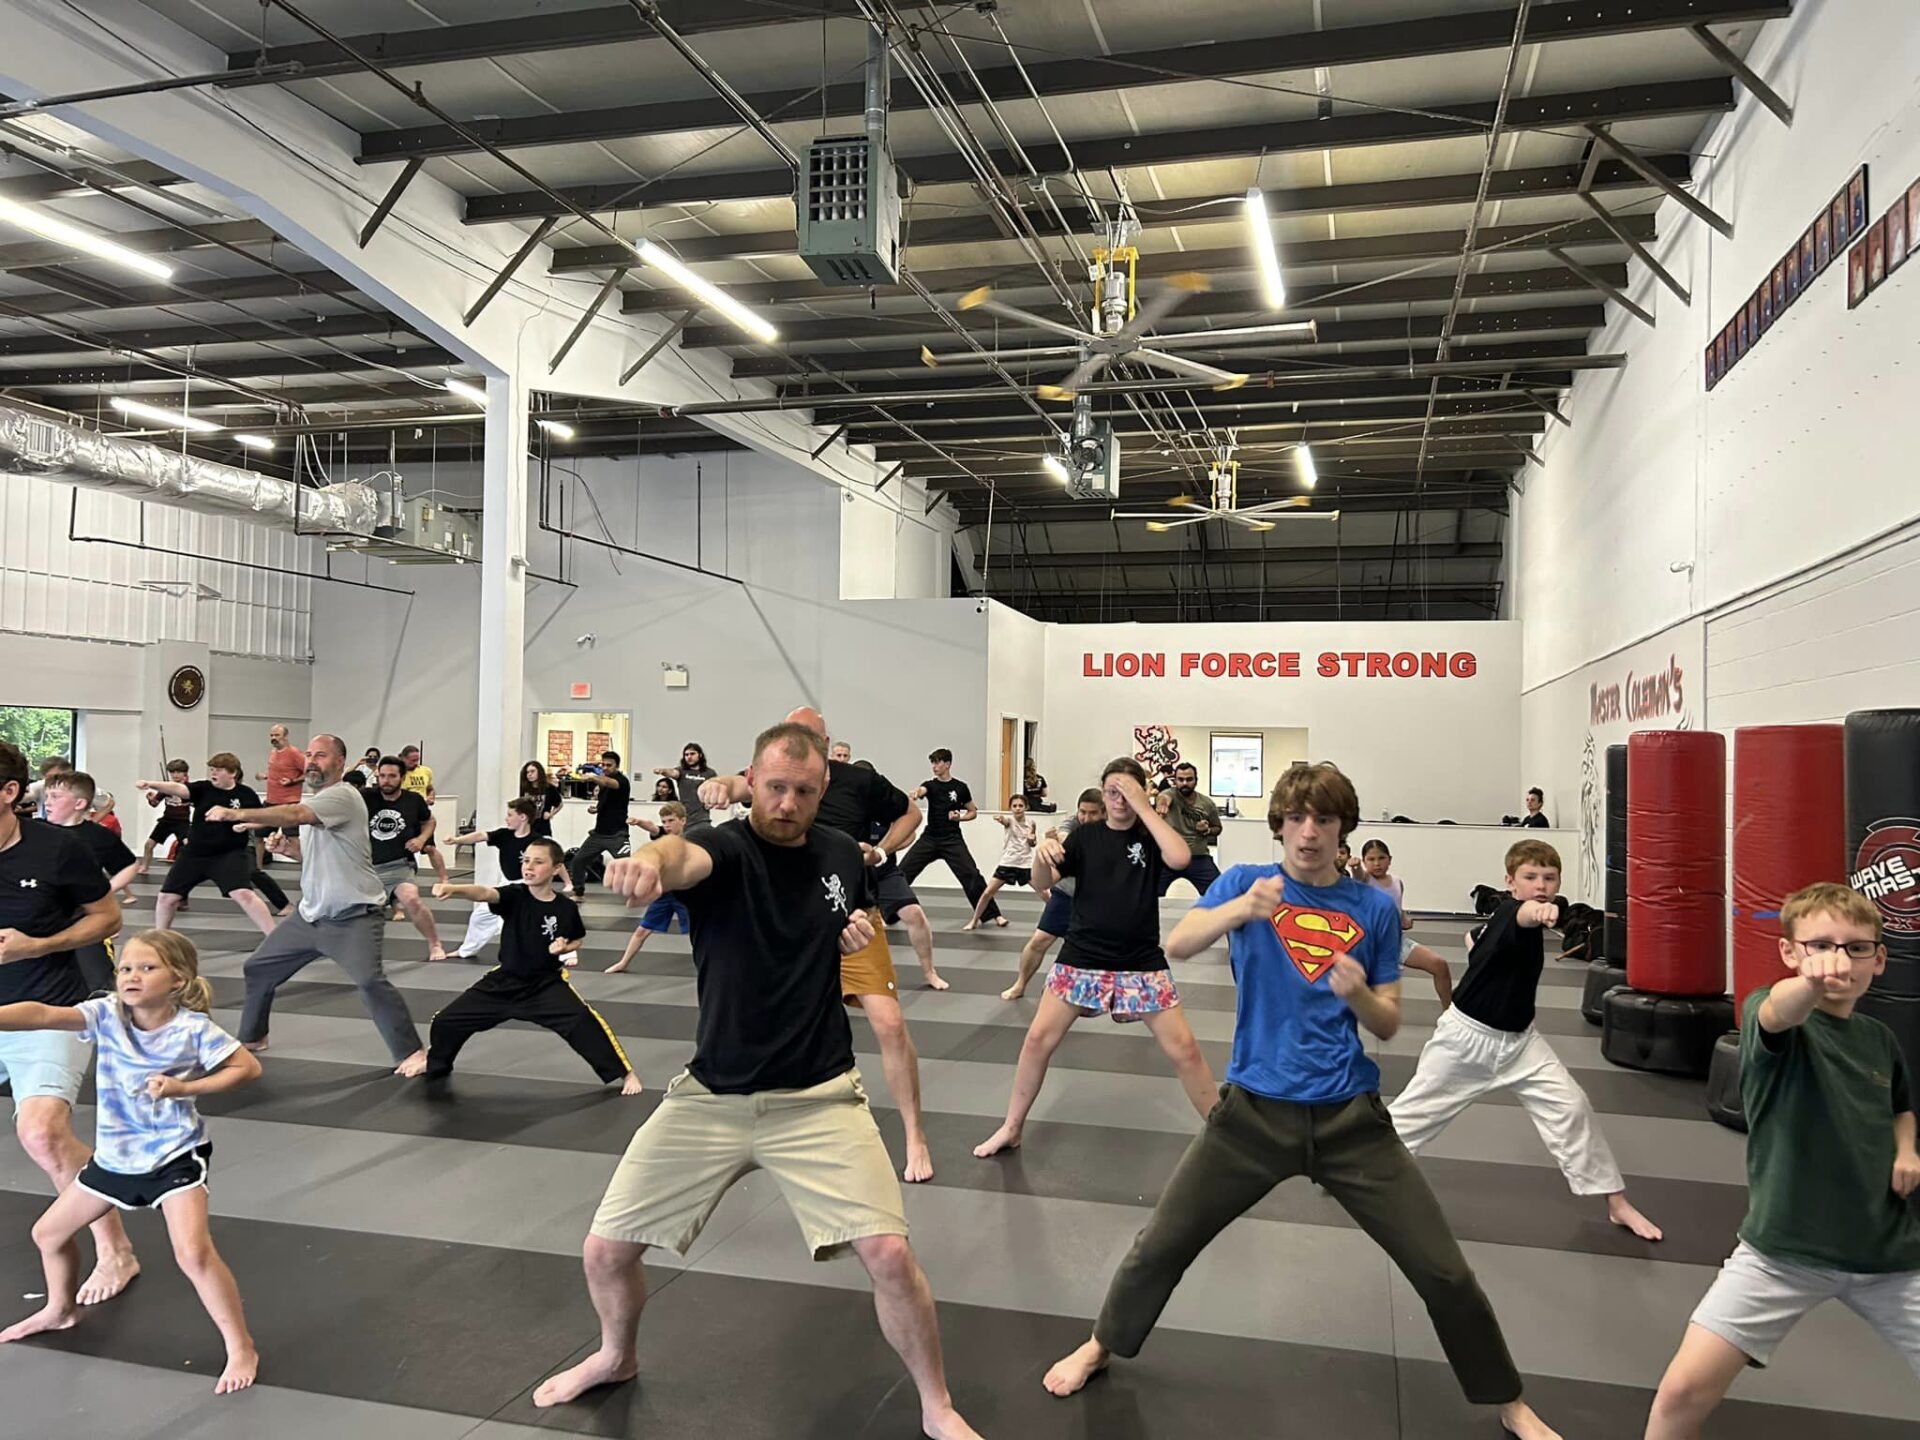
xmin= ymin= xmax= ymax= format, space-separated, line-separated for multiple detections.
xmin=454 ymin=903 xmax=502 ymax=960
xmin=1389 ymin=1005 xmax=1625 ymax=1197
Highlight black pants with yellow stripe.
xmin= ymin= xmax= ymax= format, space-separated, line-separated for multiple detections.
xmin=425 ymin=969 xmax=630 ymax=1084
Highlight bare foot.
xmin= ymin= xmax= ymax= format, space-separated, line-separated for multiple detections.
xmin=76 ymin=1252 xmax=140 ymax=1305
xmin=923 ymin=971 xmax=951 ymax=992
xmin=1608 ymin=1193 xmax=1664 ymax=1241
xmin=215 ymin=1345 xmax=259 ymax=1394
xmin=922 ymin=1404 xmax=984 ymax=1439
xmin=903 ymin=1138 xmax=934 ymax=1183
xmin=1043 ymin=1338 xmax=1109 ymax=1397
xmin=242 ymin=1038 xmax=269 ymax=1054
xmin=993 ymin=916 xmax=1009 ymax=928
xmin=276 ymin=905 xmax=294 ymax=918
xmin=0 ymin=1304 xmax=79 ymax=1342
xmin=427 ymin=946 xmax=449 ymax=963
xmin=534 ymin=1349 xmax=639 ymax=1407
xmin=620 ymin=1072 xmax=644 ymax=1096
xmin=961 ymin=921 xmax=979 ymax=932
xmin=393 ymin=1048 xmax=428 ymax=1077
xmin=972 ymin=1123 xmax=1021 ymax=1158
xmin=999 ymin=983 xmax=1027 ymax=1001
xmin=604 ymin=958 xmax=632 ymax=974
xmin=1499 ymin=1399 xmax=1562 ymax=1440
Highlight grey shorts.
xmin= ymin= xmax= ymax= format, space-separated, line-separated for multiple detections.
xmin=374 ymin=859 xmax=421 ymax=899
xmin=1690 ymin=1240 xmax=1920 ymax=1373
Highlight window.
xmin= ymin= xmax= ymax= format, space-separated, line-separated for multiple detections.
xmin=1209 ymin=732 xmax=1263 ymax=799
xmin=0 ymin=706 xmax=76 ymax=769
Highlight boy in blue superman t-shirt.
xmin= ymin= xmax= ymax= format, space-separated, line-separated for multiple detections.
xmin=1042 ymin=762 xmax=1561 ymax=1440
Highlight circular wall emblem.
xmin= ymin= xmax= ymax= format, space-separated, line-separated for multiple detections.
xmin=1851 ymin=818 xmax=1920 ymax=935
xmin=167 ymin=664 xmax=206 ymax=710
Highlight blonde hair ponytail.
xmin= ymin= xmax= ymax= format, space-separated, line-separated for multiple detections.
xmin=124 ymin=929 xmax=212 ymax=1015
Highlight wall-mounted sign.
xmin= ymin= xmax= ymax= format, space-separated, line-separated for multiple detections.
xmin=1588 ymin=653 xmax=1688 ymax=727
xmin=167 ymin=664 xmax=206 ymax=710
xmin=1082 ymin=650 xmax=1480 ymax=679
xmin=570 ymin=681 xmax=592 ymax=700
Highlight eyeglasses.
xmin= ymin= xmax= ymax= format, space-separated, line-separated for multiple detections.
xmin=1796 ymin=939 xmax=1882 ymax=961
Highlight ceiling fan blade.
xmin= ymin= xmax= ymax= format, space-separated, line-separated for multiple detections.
xmin=1110 ymin=272 xmax=1208 ymax=346
xmin=1233 ymin=496 xmax=1314 ymax=514
xmin=1037 ymin=350 xmax=1114 ymax=400
xmin=1132 ymin=347 xmax=1248 ymax=390
xmin=957 ymin=286 xmax=1094 ymax=344
xmin=1142 ymin=515 xmax=1209 ymax=531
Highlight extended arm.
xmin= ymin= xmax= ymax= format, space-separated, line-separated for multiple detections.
xmin=433 ymin=883 xmax=500 ymax=904
xmin=1166 ymin=898 xmax=1249 ymax=960
xmin=209 ymin=801 xmax=320 ymax=828
xmin=614 ymin=834 xmax=714 ymax=895
xmin=1757 ymin=975 xmax=1824 ymax=1033
xmin=876 ymin=804 xmax=920 ymax=859
xmin=0 ymin=895 xmax=120 ymax=965
xmin=1894 ymin=1112 xmax=1919 ymax=1199
xmin=0 ymin=1001 xmax=87 ymax=1032
xmin=107 ymin=860 xmax=140 ymax=894
xmin=139 ymin=779 xmax=190 ymax=801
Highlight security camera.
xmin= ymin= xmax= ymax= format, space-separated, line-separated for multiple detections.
xmin=574 ymin=632 xmax=597 ymax=647
xmin=975 ymin=597 xmax=987 ymax=615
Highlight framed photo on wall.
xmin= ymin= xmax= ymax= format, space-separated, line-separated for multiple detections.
xmin=1868 ymin=216 xmax=1888 ymax=287
xmin=1758 ymin=279 xmax=1774 ymax=332
xmin=1705 ymin=339 xmax=1719 ymax=389
xmin=1716 ymin=328 xmax=1729 ymax=375
xmin=1748 ymin=292 xmax=1762 ymax=339
xmin=1772 ymin=258 xmax=1788 ymax=313
xmin=1849 ymin=165 xmax=1870 ymax=232
xmin=1887 ymin=200 xmax=1909 ymax=274
xmin=1849 ymin=237 xmax=1870 ymax=308
xmin=1736 ymin=306 xmax=1749 ymax=354
xmin=1800 ymin=225 xmax=1817 ymax=282
xmin=1816 ymin=212 xmax=1833 ymax=270
xmin=1832 ymin=191 xmax=1850 ymax=251
xmin=1908 ymin=180 xmax=1920 ymax=260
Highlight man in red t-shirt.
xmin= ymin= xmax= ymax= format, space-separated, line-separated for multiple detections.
xmin=257 ymin=724 xmax=307 ymax=862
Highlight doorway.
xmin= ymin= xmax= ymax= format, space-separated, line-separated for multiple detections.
xmin=999 ymin=717 xmax=1017 ymax=810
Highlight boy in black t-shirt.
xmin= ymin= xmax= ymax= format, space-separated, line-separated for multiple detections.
xmin=42 ymin=771 xmax=137 ymax=993
xmin=974 ymin=758 xmax=1218 ymax=1159
xmin=1390 ymin=838 xmax=1662 ymax=1241
xmin=442 ymin=797 xmax=542 ymax=961
xmin=400 ymin=839 xmax=638 ymax=1093
xmin=140 ymin=754 xmax=276 ymax=936
xmin=899 ymin=748 xmax=1001 ymax=926
xmin=135 ymin=758 xmax=193 ymax=875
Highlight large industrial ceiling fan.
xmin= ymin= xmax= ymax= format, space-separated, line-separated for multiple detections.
xmin=1115 ymin=435 xmax=1337 ymax=531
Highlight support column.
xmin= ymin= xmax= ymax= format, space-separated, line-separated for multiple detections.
xmin=475 ymin=373 xmax=528 ymax=885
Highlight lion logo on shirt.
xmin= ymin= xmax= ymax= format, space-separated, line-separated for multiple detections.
xmin=1127 ymin=842 xmax=1146 ymax=867
xmin=541 ymin=915 xmax=559 ymax=941
xmin=1270 ymin=905 xmax=1365 ymax=983
xmin=822 ymin=874 xmax=849 ymax=916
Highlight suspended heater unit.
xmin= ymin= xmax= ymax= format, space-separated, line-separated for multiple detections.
xmin=797 ymin=134 xmax=901 ymax=287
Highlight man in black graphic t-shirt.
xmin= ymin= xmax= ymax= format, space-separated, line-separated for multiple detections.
xmin=365 ymin=758 xmax=447 ymax=962
xmin=569 ymin=750 xmax=632 ymax=895
xmin=898 ymin=748 xmax=1000 ymax=926
xmin=534 ymin=723 xmax=981 ymax=1440
xmin=141 ymin=753 xmax=276 ymax=936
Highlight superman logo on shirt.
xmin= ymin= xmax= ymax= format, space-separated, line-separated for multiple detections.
xmin=1270 ymin=905 xmax=1365 ymax=983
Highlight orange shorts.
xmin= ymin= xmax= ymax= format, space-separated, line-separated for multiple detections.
xmin=839 ymin=908 xmax=898 ymax=1008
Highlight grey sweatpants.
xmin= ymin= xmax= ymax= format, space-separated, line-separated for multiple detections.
xmin=238 ymin=907 xmax=422 ymax=1063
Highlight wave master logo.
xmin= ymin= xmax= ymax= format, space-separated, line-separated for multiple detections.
xmin=1850 ymin=818 xmax=1920 ymax=935
xmin=1270 ymin=905 xmax=1365 ymax=983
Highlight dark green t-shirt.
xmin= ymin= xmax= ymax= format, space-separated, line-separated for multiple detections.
xmin=1738 ymin=986 xmax=1920 ymax=1272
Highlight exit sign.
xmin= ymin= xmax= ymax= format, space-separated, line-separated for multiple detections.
xmin=569 ymin=682 xmax=592 ymax=700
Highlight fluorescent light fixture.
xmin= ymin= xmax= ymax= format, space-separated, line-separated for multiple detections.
xmin=633 ymin=237 xmax=779 ymax=345
xmin=1244 ymin=188 xmax=1286 ymax=310
xmin=1295 ymin=443 xmax=1318 ymax=490
xmin=1041 ymin=454 xmax=1072 ymax=485
xmin=0 ymin=196 xmax=174 ymax=282
xmin=109 ymin=397 xmax=218 ymax=433
xmin=444 ymin=378 xmax=488 ymax=407
xmin=234 ymin=434 xmax=275 ymax=451
xmin=535 ymin=418 xmax=576 ymax=440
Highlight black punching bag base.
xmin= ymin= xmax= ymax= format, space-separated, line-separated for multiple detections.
xmin=1582 ymin=960 xmax=1628 ymax=1026
xmin=1601 ymin=989 xmax=1735 ymax=1077
xmin=1705 ymin=1031 xmax=1746 ymax=1133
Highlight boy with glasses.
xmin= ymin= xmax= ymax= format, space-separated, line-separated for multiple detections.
xmin=1643 ymin=881 xmax=1920 ymax=1438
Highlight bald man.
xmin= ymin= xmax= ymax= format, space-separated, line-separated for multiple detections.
xmin=258 ymin=723 xmax=306 ymax=862
xmin=213 ymin=734 xmax=425 ymax=1074
xmin=703 ymin=708 xmax=941 ymax=1182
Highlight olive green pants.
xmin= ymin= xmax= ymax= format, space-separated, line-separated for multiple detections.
xmin=1094 ymin=1085 xmax=1523 ymax=1406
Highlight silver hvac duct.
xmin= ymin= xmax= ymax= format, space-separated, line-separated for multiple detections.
xmin=0 ymin=402 xmax=378 ymax=535
xmin=865 ymin=21 xmax=889 ymax=147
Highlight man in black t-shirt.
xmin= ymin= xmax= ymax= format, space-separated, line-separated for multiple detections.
xmin=1520 ymin=787 xmax=1550 ymax=827
xmin=975 ymin=756 xmax=1218 ymax=1160
xmin=899 ymin=748 xmax=1000 ymax=926
xmin=365 ymin=757 xmax=448 ymax=962
xmin=141 ymin=752 xmax=276 ymax=936
xmin=0 ymin=741 xmax=139 ymax=1304
xmin=1390 ymin=838 xmax=1662 ymax=1242
xmin=42 ymin=771 xmax=136 ymax=993
xmin=568 ymin=750 xmax=632 ymax=895
xmin=699 ymin=708 xmax=942 ymax=1182
xmin=534 ymin=723 xmax=981 ymax=1440
xmin=398 ymin=838 xmax=638 ymax=1092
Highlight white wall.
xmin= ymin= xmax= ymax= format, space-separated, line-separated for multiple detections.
xmin=1038 ymin=621 xmax=1521 ymax=824
xmin=984 ymin=602 xmax=1047 ymax=797
xmin=1513 ymin=0 xmax=1920 ymax=689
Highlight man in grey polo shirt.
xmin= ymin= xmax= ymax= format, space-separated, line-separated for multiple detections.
xmin=210 ymin=734 xmax=424 ymax=1074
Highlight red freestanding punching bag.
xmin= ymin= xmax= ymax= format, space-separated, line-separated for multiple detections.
xmin=1732 ymin=725 xmax=1847 ymax=1014
xmin=1627 ymin=730 xmax=1727 ymax=996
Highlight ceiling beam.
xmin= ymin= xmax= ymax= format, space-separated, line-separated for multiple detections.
xmin=0 ymin=220 xmax=276 ymax=273
xmin=551 ymin=159 xmax=1682 ymax=270
xmin=996 ymin=584 xmax=1504 ymax=614
xmin=0 ymin=311 xmax=417 ymax=360
xmin=864 ymin=409 xmax=1547 ymax=456
xmin=621 ymin=217 xmax=1652 ymax=315
xmin=0 ymin=160 xmax=183 ymax=204
xmin=948 ymin=492 xmax=1512 ymax=524
xmin=977 ymin=542 xmax=1503 ymax=570
xmin=220 ymin=2 xmax=867 ymax=87
xmin=726 ymin=312 xmax=1607 ymax=378
xmin=2 ymin=345 xmax=460 ymax=388
xmin=0 ymin=269 xmax=368 ymax=323
xmin=368 ymin=1 xmax=1783 ymax=163
xmin=467 ymin=78 xmax=1732 ymax=221
xmin=679 ymin=263 xmax=1625 ymax=351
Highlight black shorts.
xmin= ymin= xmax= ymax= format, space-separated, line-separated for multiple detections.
xmin=875 ymin=868 xmax=919 ymax=924
xmin=161 ymin=849 xmax=252 ymax=897
xmin=147 ymin=816 xmax=189 ymax=847
xmin=992 ymin=864 xmax=1032 ymax=887
xmin=76 ymin=1142 xmax=212 ymax=1211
